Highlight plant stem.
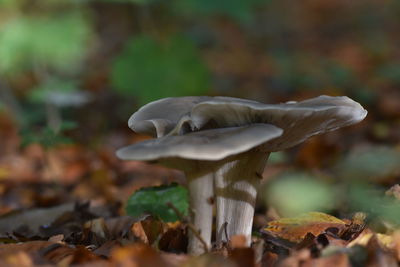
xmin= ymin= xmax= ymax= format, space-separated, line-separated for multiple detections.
xmin=0 ymin=81 xmax=23 ymax=124
xmin=186 ymin=171 xmax=214 ymax=255
xmin=215 ymin=150 xmax=270 ymax=246
xmin=46 ymin=102 xmax=61 ymax=133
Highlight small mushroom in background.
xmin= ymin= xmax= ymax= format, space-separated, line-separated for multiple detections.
xmin=116 ymin=95 xmax=367 ymax=255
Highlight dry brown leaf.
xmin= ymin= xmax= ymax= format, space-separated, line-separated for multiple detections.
xmin=276 ymin=249 xmax=311 ymax=267
xmin=1 ymin=251 xmax=35 ymax=267
xmin=391 ymin=231 xmax=400 ymax=262
xmin=110 ymin=243 xmax=171 ymax=267
xmin=131 ymin=221 xmax=148 ymax=243
xmin=348 ymin=231 xmax=393 ymax=249
xmin=93 ymin=240 xmax=122 ymax=258
xmin=302 ymin=253 xmax=350 ymax=267
xmin=0 ymin=241 xmax=57 ymax=257
xmin=385 ymin=184 xmax=400 ymax=200
xmin=181 ymin=253 xmax=236 ymax=267
xmin=365 ymin=234 xmax=398 ymax=267
xmin=131 ymin=216 xmax=164 ymax=245
xmin=158 ymin=224 xmax=187 ymax=253
xmin=229 ymin=235 xmax=247 ymax=249
xmin=84 ymin=217 xmax=110 ymax=244
xmin=229 ymin=247 xmax=255 ymax=267
xmin=48 ymin=234 xmax=64 ymax=243
xmin=0 ymin=203 xmax=74 ymax=234
xmin=261 ymin=251 xmax=279 ymax=267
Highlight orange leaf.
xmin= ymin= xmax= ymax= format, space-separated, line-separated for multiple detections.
xmin=263 ymin=212 xmax=347 ymax=243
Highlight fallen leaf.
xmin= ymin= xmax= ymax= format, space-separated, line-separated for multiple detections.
xmin=261 ymin=251 xmax=279 ymax=267
xmin=110 ymin=243 xmax=171 ymax=267
xmin=84 ymin=217 xmax=110 ymax=246
xmin=263 ymin=212 xmax=347 ymax=243
xmin=181 ymin=253 xmax=236 ymax=267
xmin=131 ymin=216 xmax=164 ymax=245
xmin=302 ymin=252 xmax=350 ymax=267
xmin=229 ymin=247 xmax=255 ymax=267
xmin=48 ymin=234 xmax=64 ymax=243
xmin=2 ymin=251 xmax=34 ymax=267
xmin=93 ymin=240 xmax=122 ymax=258
xmin=229 ymin=235 xmax=247 ymax=249
xmin=391 ymin=231 xmax=400 ymax=262
xmin=385 ymin=184 xmax=400 ymax=200
xmin=158 ymin=223 xmax=187 ymax=253
xmin=365 ymin=234 xmax=398 ymax=267
xmin=0 ymin=241 xmax=57 ymax=257
xmin=275 ymin=249 xmax=311 ymax=267
xmin=348 ymin=232 xmax=393 ymax=249
xmin=105 ymin=216 xmax=136 ymax=239
xmin=0 ymin=204 xmax=74 ymax=236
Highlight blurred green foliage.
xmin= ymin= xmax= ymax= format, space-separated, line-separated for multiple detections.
xmin=265 ymin=172 xmax=335 ymax=216
xmin=111 ymin=35 xmax=210 ymax=104
xmin=349 ymin=183 xmax=400 ymax=225
xmin=378 ymin=63 xmax=400 ymax=83
xmin=267 ymin=152 xmax=287 ymax=164
xmin=28 ymin=78 xmax=91 ymax=108
xmin=173 ymin=0 xmax=269 ymax=23
xmin=29 ymin=79 xmax=78 ymax=104
xmin=126 ymin=184 xmax=189 ymax=222
xmin=99 ymin=0 xmax=158 ymax=4
xmin=0 ymin=12 xmax=91 ymax=75
xmin=20 ymin=121 xmax=77 ymax=148
xmin=336 ymin=146 xmax=400 ymax=181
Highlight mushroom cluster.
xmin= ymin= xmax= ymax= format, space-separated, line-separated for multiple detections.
xmin=117 ymin=95 xmax=367 ymax=255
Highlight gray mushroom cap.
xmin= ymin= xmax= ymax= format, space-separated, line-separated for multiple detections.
xmin=189 ymin=95 xmax=367 ymax=151
xmin=117 ymin=123 xmax=283 ymax=163
xmin=121 ymin=95 xmax=367 ymax=162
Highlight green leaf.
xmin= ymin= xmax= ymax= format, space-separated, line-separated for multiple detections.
xmin=0 ymin=12 xmax=91 ymax=74
xmin=126 ymin=184 xmax=189 ymax=222
xmin=111 ymin=35 xmax=210 ymax=104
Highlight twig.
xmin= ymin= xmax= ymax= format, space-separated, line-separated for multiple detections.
xmin=223 ymin=221 xmax=229 ymax=244
xmin=166 ymin=202 xmax=209 ymax=253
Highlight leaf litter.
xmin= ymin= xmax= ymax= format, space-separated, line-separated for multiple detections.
xmin=0 ymin=133 xmax=399 ymax=266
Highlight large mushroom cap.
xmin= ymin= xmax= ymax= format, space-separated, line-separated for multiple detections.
xmin=124 ymin=95 xmax=367 ymax=155
xmin=190 ymin=95 xmax=367 ymax=151
xmin=117 ymin=123 xmax=283 ymax=163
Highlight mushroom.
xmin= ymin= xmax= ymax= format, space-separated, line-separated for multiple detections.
xmin=116 ymin=95 xmax=367 ymax=255
xmin=118 ymin=123 xmax=283 ymax=254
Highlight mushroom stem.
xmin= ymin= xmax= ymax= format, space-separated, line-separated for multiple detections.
xmin=215 ymin=150 xmax=270 ymax=246
xmin=186 ymin=171 xmax=215 ymax=255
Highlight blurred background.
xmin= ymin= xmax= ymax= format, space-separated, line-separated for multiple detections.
xmin=0 ymin=0 xmax=399 ymax=228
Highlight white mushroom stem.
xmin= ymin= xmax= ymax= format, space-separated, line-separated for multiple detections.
xmin=186 ymin=171 xmax=215 ymax=255
xmin=215 ymin=150 xmax=270 ymax=246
